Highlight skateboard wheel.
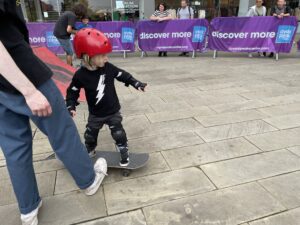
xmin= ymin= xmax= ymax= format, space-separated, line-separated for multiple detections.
xmin=122 ymin=170 xmax=130 ymax=177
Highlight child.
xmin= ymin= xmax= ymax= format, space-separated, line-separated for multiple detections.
xmin=76 ymin=15 xmax=93 ymax=30
xmin=66 ymin=28 xmax=147 ymax=166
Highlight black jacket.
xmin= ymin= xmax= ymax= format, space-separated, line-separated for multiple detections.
xmin=66 ymin=62 xmax=141 ymax=117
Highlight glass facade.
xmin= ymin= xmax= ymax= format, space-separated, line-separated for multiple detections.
xmin=23 ymin=0 xmax=300 ymax=22
xmin=23 ymin=0 xmax=143 ymax=22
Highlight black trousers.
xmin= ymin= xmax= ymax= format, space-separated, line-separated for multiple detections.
xmin=84 ymin=111 xmax=127 ymax=151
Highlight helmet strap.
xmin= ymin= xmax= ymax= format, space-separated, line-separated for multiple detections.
xmin=82 ymin=54 xmax=98 ymax=71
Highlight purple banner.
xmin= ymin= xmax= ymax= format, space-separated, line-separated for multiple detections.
xmin=27 ymin=21 xmax=135 ymax=54
xmin=208 ymin=16 xmax=298 ymax=53
xmin=27 ymin=23 xmax=64 ymax=54
xmin=137 ymin=19 xmax=209 ymax=52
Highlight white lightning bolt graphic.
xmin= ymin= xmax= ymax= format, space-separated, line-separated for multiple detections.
xmin=96 ymin=75 xmax=106 ymax=105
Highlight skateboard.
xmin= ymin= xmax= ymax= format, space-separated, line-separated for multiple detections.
xmin=44 ymin=151 xmax=149 ymax=177
xmin=93 ymin=151 xmax=149 ymax=177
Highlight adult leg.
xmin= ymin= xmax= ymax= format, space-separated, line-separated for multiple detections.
xmin=30 ymin=80 xmax=95 ymax=189
xmin=66 ymin=55 xmax=73 ymax=66
xmin=58 ymin=38 xmax=74 ymax=66
xmin=0 ymin=100 xmax=40 ymax=215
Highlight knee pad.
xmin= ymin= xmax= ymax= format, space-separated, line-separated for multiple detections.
xmin=110 ymin=124 xmax=127 ymax=145
xmin=84 ymin=127 xmax=98 ymax=147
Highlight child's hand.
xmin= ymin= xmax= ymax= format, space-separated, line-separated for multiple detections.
xmin=135 ymin=82 xmax=147 ymax=92
xmin=69 ymin=110 xmax=76 ymax=117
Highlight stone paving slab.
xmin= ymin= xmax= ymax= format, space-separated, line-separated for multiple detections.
xmin=151 ymin=87 xmax=202 ymax=97
xmin=209 ymin=100 xmax=272 ymax=113
xmin=143 ymin=183 xmax=285 ymax=225
xmin=196 ymin=120 xmax=277 ymax=142
xmin=288 ymin=146 xmax=300 ymax=157
xmin=246 ymin=127 xmax=300 ymax=151
xmin=32 ymin=139 xmax=53 ymax=155
xmin=146 ymin=106 xmax=215 ymax=123
xmin=0 ymin=159 xmax=63 ymax=180
xmin=125 ymin=131 xmax=204 ymax=153
xmin=201 ymin=149 xmax=300 ymax=188
xmin=195 ymin=110 xmax=267 ymax=127
xmin=38 ymin=189 xmax=106 ymax=225
xmin=162 ymin=138 xmax=260 ymax=170
xmin=120 ymin=94 xmax=165 ymax=106
xmin=0 ymin=152 xmax=54 ymax=167
xmin=259 ymin=171 xmax=300 ymax=209
xmin=0 ymin=171 xmax=56 ymax=206
xmin=104 ymin=167 xmax=215 ymax=215
xmin=149 ymin=101 xmax=192 ymax=113
xmin=263 ymin=113 xmax=300 ymax=130
xmin=121 ymin=104 xmax=154 ymax=116
xmin=82 ymin=210 xmax=147 ymax=225
xmin=185 ymin=94 xmax=247 ymax=107
xmin=199 ymin=87 xmax=250 ymax=96
xmin=249 ymin=208 xmax=300 ymax=225
xmin=239 ymin=87 xmax=300 ymax=100
xmin=194 ymin=81 xmax=241 ymax=91
xmin=260 ymin=93 xmax=300 ymax=106
xmin=131 ymin=118 xmax=203 ymax=138
xmin=257 ymin=103 xmax=300 ymax=116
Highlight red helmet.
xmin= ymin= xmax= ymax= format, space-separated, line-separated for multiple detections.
xmin=73 ymin=28 xmax=112 ymax=58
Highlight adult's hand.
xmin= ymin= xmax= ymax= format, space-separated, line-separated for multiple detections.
xmin=24 ymin=89 xmax=52 ymax=117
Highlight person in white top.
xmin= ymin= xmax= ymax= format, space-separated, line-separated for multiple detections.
xmin=177 ymin=0 xmax=194 ymax=19
xmin=177 ymin=0 xmax=194 ymax=56
xmin=247 ymin=0 xmax=267 ymax=17
xmin=246 ymin=0 xmax=267 ymax=58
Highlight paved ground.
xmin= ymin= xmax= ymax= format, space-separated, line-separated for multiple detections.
xmin=1 ymin=50 xmax=300 ymax=225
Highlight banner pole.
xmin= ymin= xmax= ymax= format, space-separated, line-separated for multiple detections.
xmin=276 ymin=53 xmax=279 ymax=61
xmin=123 ymin=51 xmax=127 ymax=59
xmin=192 ymin=51 xmax=196 ymax=59
xmin=213 ymin=50 xmax=218 ymax=59
xmin=111 ymin=0 xmax=114 ymax=21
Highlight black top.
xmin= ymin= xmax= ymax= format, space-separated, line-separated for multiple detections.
xmin=0 ymin=0 xmax=52 ymax=94
xmin=54 ymin=11 xmax=77 ymax=39
xmin=66 ymin=63 xmax=140 ymax=117
xmin=270 ymin=6 xmax=292 ymax=15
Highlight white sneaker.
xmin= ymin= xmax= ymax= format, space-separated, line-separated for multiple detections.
xmin=20 ymin=201 xmax=42 ymax=225
xmin=85 ymin=158 xmax=107 ymax=196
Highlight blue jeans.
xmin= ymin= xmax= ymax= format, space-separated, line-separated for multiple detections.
xmin=0 ymin=79 xmax=95 ymax=214
xmin=57 ymin=38 xmax=74 ymax=56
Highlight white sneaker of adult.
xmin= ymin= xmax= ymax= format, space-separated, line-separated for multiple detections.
xmin=84 ymin=158 xmax=107 ymax=196
xmin=20 ymin=201 xmax=42 ymax=225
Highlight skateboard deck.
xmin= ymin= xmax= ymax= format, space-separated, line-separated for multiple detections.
xmin=44 ymin=151 xmax=149 ymax=177
xmin=94 ymin=151 xmax=149 ymax=170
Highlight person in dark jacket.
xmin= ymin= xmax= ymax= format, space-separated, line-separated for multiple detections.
xmin=54 ymin=4 xmax=87 ymax=65
xmin=0 ymin=2 xmax=107 ymax=225
xmin=269 ymin=0 xmax=292 ymax=57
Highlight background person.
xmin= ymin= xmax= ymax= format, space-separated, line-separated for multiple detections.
xmin=177 ymin=0 xmax=194 ymax=57
xmin=76 ymin=15 xmax=93 ymax=30
xmin=246 ymin=0 xmax=267 ymax=58
xmin=150 ymin=2 xmax=173 ymax=57
xmin=54 ymin=4 xmax=87 ymax=66
xmin=269 ymin=0 xmax=291 ymax=57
